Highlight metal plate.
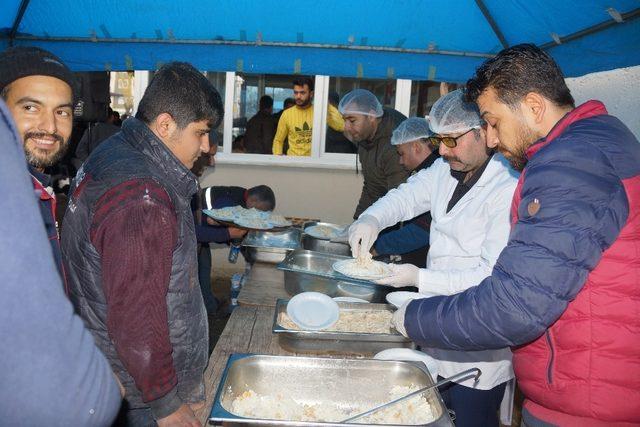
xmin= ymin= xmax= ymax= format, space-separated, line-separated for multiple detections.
xmin=276 ymin=249 xmax=406 ymax=303
xmin=210 ymin=354 xmax=454 ymax=426
xmin=301 ymin=221 xmax=350 ymax=256
xmin=273 ymin=299 xmax=415 ymax=355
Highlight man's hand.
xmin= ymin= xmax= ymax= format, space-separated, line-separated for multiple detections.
xmin=375 ymin=263 xmax=419 ymax=288
xmin=392 ymin=301 xmax=410 ymax=338
xmin=157 ymin=404 xmax=200 ymax=427
xmin=228 ymin=227 xmax=248 ymax=240
xmin=348 ymin=215 xmax=380 ymax=259
xmin=205 ymin=217 xmax=219 ymax=226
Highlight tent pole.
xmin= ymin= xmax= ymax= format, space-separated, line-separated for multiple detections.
xmin=540 ymin=7 xmax=640 ymax=49
xmin=9 ymin=0 xmax=31 ymax=46
xmin=10 ymin=35 xmax=495 ymax=59
xmin=474 ymin=0 xmax=509 ymax=48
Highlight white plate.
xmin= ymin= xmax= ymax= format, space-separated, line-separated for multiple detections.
xmin=286 ymin=292 xmax=340 ymax=331
xmin=332 ymin=296 xmax=369 ymax=303
xmin=332 ymin=258 xmax=392 ymax=280
xmin=304 ymin=224 xmax=342 ymax=240
xmin=385 ymin=291 xmax=434 ymax=308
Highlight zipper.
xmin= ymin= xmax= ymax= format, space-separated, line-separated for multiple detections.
xmin=545 ymin=330 xmax=555 ymax=384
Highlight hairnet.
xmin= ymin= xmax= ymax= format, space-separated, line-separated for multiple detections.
xmin=427 ymin=89 xmax=484 ymax=135
xmin=391 ymin=117 xmax=433 ymax=145
xmin=338 ymin=89 xmax=384 ymax=117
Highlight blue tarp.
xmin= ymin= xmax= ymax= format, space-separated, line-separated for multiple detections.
xmin=1 ymin=0 xmax=639 ymax=82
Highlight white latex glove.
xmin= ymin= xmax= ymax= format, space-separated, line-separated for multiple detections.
xmin=329 ymin=224 xmax=351 ymax=243
xmin=392 ymin=301 xmax=410 ymax=337
xmin=375 ymin=263 xmax=419 ymax=288
xmin=348 ymin=215 xmax=380 ymax=259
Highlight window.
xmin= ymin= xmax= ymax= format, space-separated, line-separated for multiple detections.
xmin=206 ymin=72 xmax=226 ymax=146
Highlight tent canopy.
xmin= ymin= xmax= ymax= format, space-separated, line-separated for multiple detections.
xmin=1 ymin=0 xmax=639 ymax=82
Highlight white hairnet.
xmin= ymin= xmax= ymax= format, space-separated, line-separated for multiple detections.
xmin=427 ymin=89 xmax=484 ymax=135
xmin=338 ymin=89 xmax=384 ymax=117
xmin=391 ymin=117 xmax=433 ymax=145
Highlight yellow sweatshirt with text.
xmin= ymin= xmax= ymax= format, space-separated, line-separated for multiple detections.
xmin=272 ymin=104 xmax=345 ymax=156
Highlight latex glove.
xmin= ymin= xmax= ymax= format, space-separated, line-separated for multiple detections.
xmin=329 ymin=224 xmax=351 ymax=243
xmin=375 ymin=263 xmax=419 ymax=288
xmin=348 ymin=215 xmax=380 ymax=259
xmin=392 ymin=301 xmax=410 ymax=338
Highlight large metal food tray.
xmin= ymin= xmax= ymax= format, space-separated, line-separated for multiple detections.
xmin=302 ymin=221 xmax=350 ymax=256
xmin=272 ymin=299 xmax=415 ymax=355
xmin=209 ymin=353 xmax=453 ymax=426
xmin=276 ymin=249 xmax=398 ymax=303
xmin=242 ymin=229 xmax=302 ymax=264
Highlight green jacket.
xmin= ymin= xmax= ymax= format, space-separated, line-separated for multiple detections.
xmin=354 ymin=108 xmax=408 ymax=219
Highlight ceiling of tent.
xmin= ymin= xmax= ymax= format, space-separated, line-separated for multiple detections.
xmin=1 ymin=0 xmax=639 ymax=82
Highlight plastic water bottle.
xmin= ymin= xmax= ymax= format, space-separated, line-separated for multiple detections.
xmin=228 ymin=241 xmax=241 ymax=263
xmin=230 ymin=273 xmax=242 ymax=310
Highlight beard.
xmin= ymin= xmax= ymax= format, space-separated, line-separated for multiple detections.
xmin=23 ymin=131 xmax=68 ymax=169
xmin=501 ymin=120 xmax=538 ymax=172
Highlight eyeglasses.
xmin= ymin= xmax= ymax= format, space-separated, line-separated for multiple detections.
xmin=428 ymin=128 xmax=476 ymax=148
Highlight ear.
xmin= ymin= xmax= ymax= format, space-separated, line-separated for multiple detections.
xmin=521 ymin=92 xmax=546 ymax=125
xmin=151 ymin=112 xmax=178 ymax=140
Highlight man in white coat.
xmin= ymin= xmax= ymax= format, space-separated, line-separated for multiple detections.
xmin=349 ymin=89 xmax=517 ymax=426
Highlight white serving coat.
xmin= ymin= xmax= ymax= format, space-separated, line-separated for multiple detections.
xmin=363 ymin=154 xmax=518 ymax=389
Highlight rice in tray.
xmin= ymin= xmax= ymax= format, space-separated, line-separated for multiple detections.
xmin=278 ymin=309 xmax=393 ymax=334
xmin=230 ymin=384 xmax=436 ymax=424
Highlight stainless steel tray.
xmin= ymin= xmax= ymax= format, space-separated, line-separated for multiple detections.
xmin=272 ymin=299 xmax=415 ymax=355
xmin=209 ymin=354 xmax=453 ymax=426
xmin=302 ymin=221 xmax=350 ymax=256
xmin=242 ymin=229 xmax=302 ymax=264
xmin=276 ymin=249 xmax=399 ymax=303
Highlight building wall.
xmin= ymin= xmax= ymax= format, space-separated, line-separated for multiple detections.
xmin=566 ymin=65 xmax=640 ymax=139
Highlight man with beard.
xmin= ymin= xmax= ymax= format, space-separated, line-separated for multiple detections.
xmin=0 ymin=46 xmax=76 ymax=286
xmin=391 ymin=44 xmax=640 ymax=426
xmin=272 ymin=76 xmax=344 ymax=156
xmin=62 ymin=62 xmax=223 ymax=427
xmin=348 ymin=89 xmax=517 ymax=426
xmin=338 ymin=89 xmax=408 ymax=219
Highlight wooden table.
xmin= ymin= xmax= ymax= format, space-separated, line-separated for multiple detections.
xmin=237 ymin=262 xmax=289 ymax=307
xmin=194 ymin=305 xmax=295 ymax=424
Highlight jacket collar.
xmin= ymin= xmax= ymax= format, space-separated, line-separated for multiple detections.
xmin=120 ymin=118 xmax=198 ymax=198
xmin=526 ymin=100 xmax=608 ymax=159
xmin=414 ymin=150 xmax=441 ymax=173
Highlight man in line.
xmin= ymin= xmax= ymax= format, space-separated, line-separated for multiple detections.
xmin=62 ymin=62 xmax=224 ymax=426
xmin=272 ymin=76 xmax=344 ymax=156
xmin=349 ymin=89 xmax=517 ymax=425
xmin=0 ymin=46 xmax=76 ymax=287
xmin=391 ymin=44 xmax=640 ymax=425
xmin=338 ymin=89 xmax=408 ymax=219
xmin=0 ymin=97 xmax=122 ymax=427
xmin=244 ymin=95 xmax=277 ymax=154
xmin=371 ymin=117 xmax=440 ymax=267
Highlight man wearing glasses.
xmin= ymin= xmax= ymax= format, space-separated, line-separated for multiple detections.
xmin=348 ymin=89 xmax=518 ymax=426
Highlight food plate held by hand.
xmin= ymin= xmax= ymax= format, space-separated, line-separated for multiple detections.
xmin=333 ymin=256 xmax=392 ymax=281
xmin=203 ymin=206 xmax=292 ymax=230
xmin=304 ymin=224 xmax=343 ymax=240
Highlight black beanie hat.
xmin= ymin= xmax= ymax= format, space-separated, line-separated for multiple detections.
xmin=0 ymin=46 xmax=77 ymax=95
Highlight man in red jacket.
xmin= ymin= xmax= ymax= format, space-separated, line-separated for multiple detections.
xmin=393 ymin=44 xmax=640 ymax=426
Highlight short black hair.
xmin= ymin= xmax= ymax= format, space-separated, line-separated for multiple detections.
xmin=259 ymin=95 xmax=274 ymax=110
xmin=136 ymin=62 xmax=224 ymax=129
xmin=283 ymin=98 xmax=295 ymax=108
xmin=292 ymin=76 xmax=314 ymax=91
xmin=248 ymin=185 xmax=276 ymax=210
xmin=328 ymin=91 xmax=340 ymax=106
xmin=465 ymin=43 xmax=574 ymax=109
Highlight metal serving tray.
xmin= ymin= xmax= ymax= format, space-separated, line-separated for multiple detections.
xmin=209 ymin=354 xmax=453 ymax=427
xmin=302 ymin=221 xmax=350 ymax=256
xmin=242 ymin=229 xmax=302 ymax=264
xmin=276 ymin=249 xmax=398 ymax=303
xmin=272 ymin=299 xmax=415 ymax=355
